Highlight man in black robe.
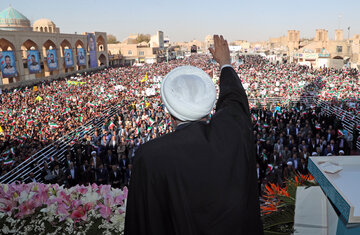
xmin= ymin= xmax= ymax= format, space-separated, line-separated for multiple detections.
xmin=125 ymin=35 xmax=263 ymax=235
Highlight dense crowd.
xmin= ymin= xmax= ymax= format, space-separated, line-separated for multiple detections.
xmin=240 ymin=56 xmax=360 ymax=112
xmin=0 ymin=55 xmax=215 ymax=183
xmin=0 ymin=54 xmax=359 ymax=192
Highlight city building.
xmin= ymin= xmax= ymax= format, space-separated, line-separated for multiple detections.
xmin=108 ymin=31 xmax=165 ymax=65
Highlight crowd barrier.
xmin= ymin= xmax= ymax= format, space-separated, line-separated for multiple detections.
xmin=0 ymin=103 xmax=123 ymax=184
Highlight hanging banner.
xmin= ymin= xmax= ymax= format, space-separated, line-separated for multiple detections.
xmin=88 ymin=33 xmax=98 ymax=68
xmin=64 ymin=49 xmax=74 ymax=68
xmin=46 ymin=49 xmax=58 ymax=71
xmin=27 ymin=50 xmax=41 ymax=74
xmin=77 ymin=48 xmax=86 ymax=66
xmin=0 ymin=51 xmax=17 ymax=78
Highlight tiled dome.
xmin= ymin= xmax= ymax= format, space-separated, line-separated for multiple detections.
xmin=0 ymin=6 xmax=32 ymax=31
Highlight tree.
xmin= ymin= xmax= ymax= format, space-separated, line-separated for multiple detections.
xmin=136 ymin=34 xmax=151 ymax=43
xmin=107 ymin=34 xmax=119 ymax=44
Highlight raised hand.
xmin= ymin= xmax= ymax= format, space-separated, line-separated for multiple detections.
xmin=208 ymin=35 xmax=231 ymax=68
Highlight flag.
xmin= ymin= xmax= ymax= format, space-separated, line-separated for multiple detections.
xmin=141 ymin=73 xmax=148 ymax=83
xmin=84 ymin=125 xmax=93 ymax=132
xmin=263 ymin=123 xmax=269 ymax=128
xmin=315 ymin=124 xmax=321 ymax=130
xmin=1 ymin=150 xmax=10 ymax=157
xmin=108 ymin=122 xmax=115 ymax=129
xmin=148 ymin=118 xmax=155 ymax=125
xmin=3 ymin=158 xmax=13 ymax=166
xmin=135 ymin=127 xmax=140 ymax=135
xmin=26 ymin=119 xmax=34 ymax=127
xmin=49 ymin=123 xmax=59 ymax=128
xmin=35 ymin=96 xmax=43 ymax=102
xmin=251 ymin=114 xmax=257 ymax=122
xmin=337 ymin=130 xmax=344 ymax=137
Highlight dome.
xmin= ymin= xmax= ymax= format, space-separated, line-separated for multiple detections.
xmin=33 ymin=18 xmax=58 ymax=33
xmin=0 ymin=6 xmax=32 ymax=31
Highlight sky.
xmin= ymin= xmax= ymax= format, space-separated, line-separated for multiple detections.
xmin=2 ymin=0 xmax=360 ymax=42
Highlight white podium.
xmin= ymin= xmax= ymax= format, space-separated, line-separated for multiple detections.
xmin=295 ymin=156 xmax=360 ymax=234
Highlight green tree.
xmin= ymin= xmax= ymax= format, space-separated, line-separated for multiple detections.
xmin=136 ymin=34 xmax=151 ymax=43
xmin=107 ymin=34 xmax=119 ymax=44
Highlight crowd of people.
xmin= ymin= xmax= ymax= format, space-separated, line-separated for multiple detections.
xmin=252 ymin=104 xmax=358 ymax=195
xmin=0 ymin=55 xmax=214 ymax=184
xmin=239 ymin=56 xmax=360 ymax=113
xmin=0 ymin=54 xmax=359 ymax=194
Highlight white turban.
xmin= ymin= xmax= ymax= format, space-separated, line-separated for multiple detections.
xmin=161 ymin=66 xmax=216 ymax=121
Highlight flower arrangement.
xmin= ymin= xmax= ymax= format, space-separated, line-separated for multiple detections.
xmin=0 ymin=183 xmax=127 ymax=234
xmin=260 ymin=174 xmax=316 ymax=235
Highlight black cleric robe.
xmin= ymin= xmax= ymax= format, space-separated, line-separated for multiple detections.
xmin=125 ymin=66 xmax=263 ymax=235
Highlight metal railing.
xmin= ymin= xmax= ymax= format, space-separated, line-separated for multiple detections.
xmin=314 ymin=98 xmax=360 ymax=150
xmin=0 ymin=103 xmax=123 ymax=184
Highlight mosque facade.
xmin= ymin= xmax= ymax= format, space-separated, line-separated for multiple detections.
xmin=0 ymin=6 xmax=109 ymax=87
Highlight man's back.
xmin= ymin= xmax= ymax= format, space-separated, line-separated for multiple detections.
xmin=125 ymin=67 xmax=263 ymax=235
xmin=125 ymin=35 xmax=263 ymax=235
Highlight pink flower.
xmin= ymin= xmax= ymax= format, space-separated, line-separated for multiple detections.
xmin=122 ymin=186 xmax=128 ymax=198
xmin=15 ymin=200 xmax=36 ymax=218
xmin=71 ymin=199 xmax=82 ymax=209
xmin=84 ymin=202 xmax=93 ymax=212
xmin=76 ymin=185 xmax=88 ymax=195
xmin=0 ymin=198 xmax=16 ymax=216
xmin=71 ymin=205 xmax=87 ymax=221
xmin=99 ymin=185 xmax=111 ymax=195
xmin=57 ymin=202 xmax=69 ymax=218
xmin=97 ymin=204 xmax=111 ymax=219
xmin=91 ymin=183 xmax=98 ymax=191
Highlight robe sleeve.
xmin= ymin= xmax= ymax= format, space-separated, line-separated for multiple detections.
xmin=215 ymin=66 xmax=251 ymax=119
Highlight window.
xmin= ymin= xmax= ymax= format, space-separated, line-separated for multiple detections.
xmin=128 ymin=50 xmax=132 ymax=55
xmin=139 ymin=51 xmax=144 ymax=56
xmin=336 ymin=46 xmax=342 ymax=53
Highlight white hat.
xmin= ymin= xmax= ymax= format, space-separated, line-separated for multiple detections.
xmin=91 ymin=151 xmax=96 ymax=155
xmin=287 ymin=161 xmax=293 ymax=166
xmin=161 ymin=66 xmax=216 ymax=121
xmin=339 ymin=150 xmax=344 ymax=154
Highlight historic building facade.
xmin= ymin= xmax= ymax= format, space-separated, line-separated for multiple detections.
xmin=0 ymin=6 xmax=109 ymax=86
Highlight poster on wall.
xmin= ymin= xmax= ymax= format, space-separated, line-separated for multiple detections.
xmin=27 ymin=50 xmax=41 ymax=74
xmin=46 ymin=49 xmax=58 ymax=71
xmin=64 ymin=49 xmax=74 ymax=68
xmin=88 ymin=33 xmax=98 ymax=68
xmin=77 ymin=48 xmax=86 ymax=66
xmin=0 ymin=51 xmax=17 ymax=78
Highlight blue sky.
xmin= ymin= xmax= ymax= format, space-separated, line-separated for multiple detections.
xmin=1 ymin=0 xmax=359 ymax=42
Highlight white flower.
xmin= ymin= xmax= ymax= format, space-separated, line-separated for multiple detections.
xmin=82 ymin=191 xmax=100 ymax=203
xmin=2 ymin=184 xmax=8 ymax=193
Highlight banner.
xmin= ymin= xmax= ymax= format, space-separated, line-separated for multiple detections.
xmin=46 ymin=49 xmax=58 ymax=71
xmin=64 ymin=49 xmax=74 ymax=68
xmin=88 ymin=33 xmax=97 ymax=68
xmin=77 ymin=48 xmax=86 ymax=66
xmin=0 ymin=51 xmax=17 ymax=78
xmin=27 ymin=50 xmax=41 ymax=74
